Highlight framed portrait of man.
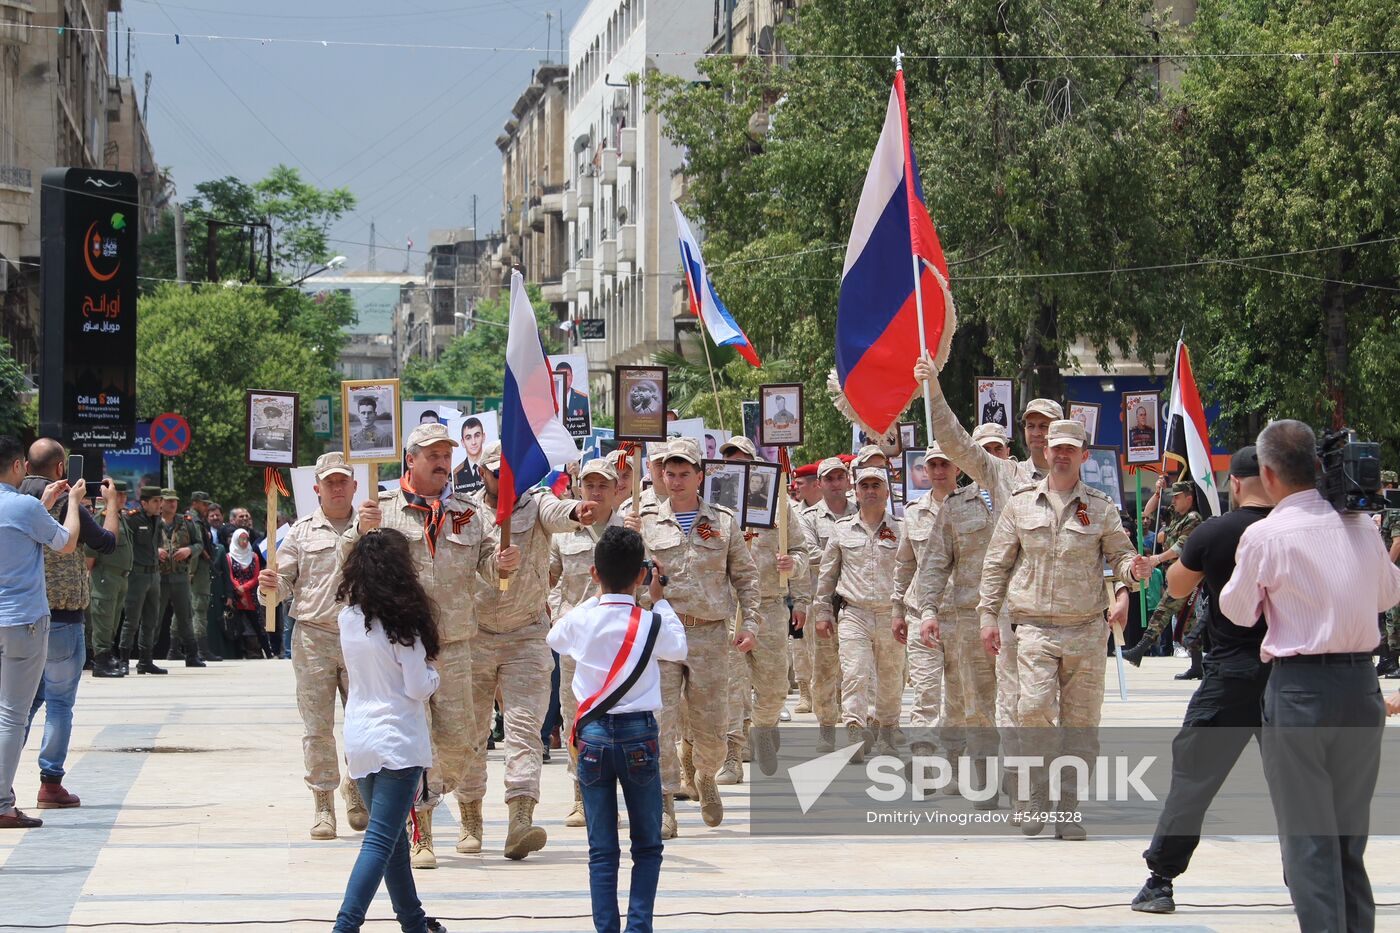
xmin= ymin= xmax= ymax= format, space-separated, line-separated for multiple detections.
xmin=246 ymin=389 xmax=299 ymax=467
xmin=902 ymin=449 xmax=932 ymax=504
xmin=615 ymin=366 xmax=668 ymax=441
xmin=446 ymin=409 xmax=499 ymax=495
xmin=976 ymin=377 xmax=1014 ymax=436
xmin=759 ymin=383 xmax=803 ymax=447
xmin=743 ymin=461 xmax=780 ymax=528
xmin=548 ymin=353 xmax=592 ymax=439
xmin=1068 ymin=401 xmax=1101 ymax=445
xmin=1123 ymin=391 xmax=1161 ymax=464
xmin=702 ymin=459 xmax=747 ymax=514
xmin=341 ymin=378 xmax=401 ymax=464
xmin=899 ymin=422 xmax=918 ymax=453
xmin=1083 ymin=446 xmax=1124 ymax=508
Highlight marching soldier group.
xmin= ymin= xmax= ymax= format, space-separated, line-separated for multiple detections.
xmin=253 ymin=353 xmax=1160 ymax=867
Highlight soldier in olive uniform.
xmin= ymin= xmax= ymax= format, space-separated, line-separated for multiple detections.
xmin=122 ymin=487 xmax=169 ymax=674
xmin=979 ymin=420 xmax=1140 ymax=839
xmin=1122 ymin=478 xmax=1205 ymax=666
xmin=89 ymin=482 xmax=134 ymax=678
xmin=157 ymin=490 xmax=205 ymax=667
xmin=463 ymin=441 xmax=596 ymax=861
xmin=187 ymin=491 xmax=221 ymax=662
xmin=548 ymin=459 xmax=625 ymax=827
xmin=627 ymin=438 xmax=762 ymax=838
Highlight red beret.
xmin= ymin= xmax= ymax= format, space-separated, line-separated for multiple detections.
xmin=794 ymin=463 xmax=818 ymax=478
xmin=837 ymin=453 xmax=856 ymax=464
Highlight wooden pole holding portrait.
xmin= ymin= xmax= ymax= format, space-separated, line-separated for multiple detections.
xmin=246 ymin=390 xmax=299 ymax=634
xmin=759 ymin=384 xmax=803 ymax=588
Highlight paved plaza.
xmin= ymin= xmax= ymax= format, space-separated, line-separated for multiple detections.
xmin=2 ymin=658 xmax=1396 ymax=932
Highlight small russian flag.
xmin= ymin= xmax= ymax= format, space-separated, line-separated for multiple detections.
xmin=673 ymin=202 xmax=761 ymax=367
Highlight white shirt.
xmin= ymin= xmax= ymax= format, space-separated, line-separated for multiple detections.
xmin=547 ymin=595 xmax=688 ymax=714
xmin=339 ymin=605 xmax=440 ymax=779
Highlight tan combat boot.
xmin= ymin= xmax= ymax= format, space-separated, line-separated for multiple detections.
xmin=410 ymin=807 xmax=437 ymax=869
xmin=457 ymin=799 xmax=483 ymax=854
xmin=873 ymin=724 xmax=899 ymax=757
xmin=715 ymin=740 xmax=744 ymax=785
xmin=660 ymin=793 xmax=678 ymax=840
xmin=503 ymin=797 xmax=547 ymax=860
xmin=971 ymin=758 xmax=1000 ymax=811
xmin=564 ymin=783 xmax=586 ymax=828
xmin=310 ymin=790 xmax=336 ymax=840
xmin=342 ymin=780 xmax=368 ymax=832
xmin=676 ymin=740 xmax=698 ymax=800
xmin=794 ymin=682 xmax=812 ymax=714
xmin=845 ymin=723 xmax=867 ymax=763
xmin=697 ymin=775 xmax=723 ymax=827
xmin=943 ymin=750 xmax=962 ymax=796
xmin=741 ymin=721 xmax=753 ymax=763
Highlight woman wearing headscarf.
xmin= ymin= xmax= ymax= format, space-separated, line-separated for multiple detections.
xmin=223 ymin=528 xmax=266 ymax=659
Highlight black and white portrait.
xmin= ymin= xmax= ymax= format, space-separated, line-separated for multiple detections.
xmin=977 ymin=377 xmax=1013 ymax=435
xmin=615 ymin=366 xmax=668 ymax=441
xmin=703 ymin=459 xmax=746 ymax=514
xmin=246 ymin=390 xmax=298 ymax=467
xmin=759 ymin=383 xmax=803 ymax=447
xmin=743 ymin=461 xmax=780 ymax=528
xmin=341 ymin=379 xmax=401 ymax=463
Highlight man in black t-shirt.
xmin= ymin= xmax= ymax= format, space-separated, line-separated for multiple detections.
xmin=1131 ymin=446 xmax=1273 ymax=915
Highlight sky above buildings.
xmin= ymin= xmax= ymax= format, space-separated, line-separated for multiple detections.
xmin=125 ymin=0 xmax=587 ymax=273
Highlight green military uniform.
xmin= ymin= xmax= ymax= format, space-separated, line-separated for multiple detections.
xmin=158 ymin=490 xmax=199 ymax=659
xmin=1380 ymin=471 xmax=1400 ymax=659
xmin=88 ymin=484 xmax=134 ymax=672
xmin=1124 ymin=483 xmax=1203 ymax=662
xmin=187 ymin=492 xmax=216 ymax=653
xmin=122 ymin=487 xmax=165 ymax=665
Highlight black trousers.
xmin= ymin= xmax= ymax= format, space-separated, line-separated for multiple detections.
xmin=1262 ymin=659 xmax=1385 ymax=933
xmin=1144 ymin=657 xmax=1270 ymax=879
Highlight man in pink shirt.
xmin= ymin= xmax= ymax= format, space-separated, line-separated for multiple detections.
xmin=1220 ymin=419 xmax=1400 ymax=933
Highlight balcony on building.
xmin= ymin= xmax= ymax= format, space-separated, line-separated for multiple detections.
xmin=619 ymin=127 xmax=637 ymax=167
xmin=542 ymin=187 xmax=564 ymax=216
xmin=600 ymin=148 xmax=618 ymax=186
xmin=0 ymin=1 xmax=34 ymax=46
xmin=527 ymin=197 xmax=544 ymax=231
xmin=578 ymin=176 xmax=595 ymax=208
xmin=563 ymin=189 xmax=578 ymax=221
xmin=0 ymin=164 xmax=31 ymax=227
xmin=541 ymin=281 xmax=565 ymax=303
xmin=618 ymin=224 xmax=636 ymax=263
xmin=598 ymin=237 xmax=617 ymax=275
xmin=563 ymin=268 xmax=578 ymax=300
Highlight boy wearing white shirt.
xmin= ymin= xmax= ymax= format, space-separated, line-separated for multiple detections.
xmin=547 ymin=526 xmax=687 ymax=933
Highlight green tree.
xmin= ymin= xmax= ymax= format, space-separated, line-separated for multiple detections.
xmin=1175 ymin=0 xmax=1400 ymax=456
xmin=402 ymin=285 xmax=563 ymax=398
xmin=0 ymin=336 xmax=32 ymax=437
xmin=650 ymin=0 xmax=1189 ymax=456
xmin=137 ymin=284 xmax=338 ymax=507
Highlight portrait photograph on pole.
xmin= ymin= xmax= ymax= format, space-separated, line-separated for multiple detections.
xmin=1068 ymin=401 xmax=1102 ymax=445
xmin=341 ymin=378 xmax=402 ymax=464
xmin=614 ymin=365 xmax=669 ymax=441
xmin=1123 ymin=391 xmax=1162 ymax=465
xmin=976 ymin=377 xmax=1014 ymax=434
xmin=759 ymin=383 xmax=803 ymax=447
xmin=702 ymin=458 xmax=747 ymax=514
xmin=244 ymin=390 xmax=299 ymax=467
xmin=743 ymin=461 xmax=780 ymax=529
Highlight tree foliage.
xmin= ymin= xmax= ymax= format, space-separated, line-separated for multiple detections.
xmin=401 ymin=284 xmax=563 ymax=399
xmin=136 ymin=284 xmax=339 ymax=507
xmin=0 ymin=336 xmax=32 ymax=437
xmin=649 ymin=0 xmax=1189 ymax=459
xmin=1174 ymin=0 xmax=1400 ymax=456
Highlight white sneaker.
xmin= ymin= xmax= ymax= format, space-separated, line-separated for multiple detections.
xmin=778 ymin=705 xmax=792 ymax=722
xmin=1172 ymin=643 xmax=1189 ymax=658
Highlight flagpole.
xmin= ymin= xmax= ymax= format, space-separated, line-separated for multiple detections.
xmin=697 ymin=327 xmax=727 ymax=432
xmin=896 ymin=47 xmax=936 ymax=447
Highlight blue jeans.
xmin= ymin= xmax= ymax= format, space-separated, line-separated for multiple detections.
xmin=282 ymin=614 xmax=296 ymax=659
xmin=540 ymin=650 xmax=562 ymax=747
xmin=334 ymin=766 xmax=428 ymax=933
xmin=25 ymin=618 xmax=85 ymax=780
xmin=577 ymin=712 xmax=664 ymax=933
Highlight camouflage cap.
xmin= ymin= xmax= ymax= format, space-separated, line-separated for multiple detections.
xmin=719 ymin=435 xmax=758 ymax=459
xmin=853 ymin=445 xmax=887 ymax=467
xmin=817 ymin=456 xmax=847 ymax=478
xmin=606 ymin=448 xmax=632 ymax=472
xmin=314 ymin=451 xmax=353 ymax=480
xmin=1170 ymin=480 xmax=1195 ymax=496
xmin=1383 ymin=470 xmax=1398 ymax=485
xmin=1045 ymin=420 xmax=1087 ymax=448
xmin=481 ymin=441 xmax=502 ymax=471
xmin=406 ymin=422 xmax=458 ymax=452
xmin=923 ymin=443 xmax=952 ymax=463
xmin=971 ymin=422 xmax=1010 ymax=448
xmin=662 ymin=437 xmax=703 ymax=468
xmin=1023 ymin=398 xmax=1064 ymax=421
xmin=160 ymin=487 xmax=179 ymax=500
xmin=853 ymin=466 xmax=889 ymax=486
xmin=578 ymin=459 xmax=618 ymax=482
xmin=190 ymin=490 xmax=211 ymax=503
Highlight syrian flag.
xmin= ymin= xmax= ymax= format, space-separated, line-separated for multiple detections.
xmin=1163 ymin=340 xmax=1220 ymax=516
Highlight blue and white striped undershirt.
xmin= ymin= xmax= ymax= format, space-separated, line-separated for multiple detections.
xmin=675 ymin=510 xmax=699 ymax=535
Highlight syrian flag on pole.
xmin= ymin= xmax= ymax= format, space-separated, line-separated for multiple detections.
xmin=1163 ymin=340 xmax=1220 ymax=517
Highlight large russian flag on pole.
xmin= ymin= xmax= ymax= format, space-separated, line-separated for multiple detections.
xmin=1163 ymin=339 xmax=1221 ymax=516
xmin=672 ymin=202 xmax=762 ymax=367
xmin=836 ymin=64 xmax=955 ymax=436
xmin=498 ymin=270 xmax=582 ymax=527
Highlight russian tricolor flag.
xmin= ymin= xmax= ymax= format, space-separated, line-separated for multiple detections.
xmin=836 ymin=65 xmax=955 ymax=436
xmin=673 ymin=202 xmax=762 ymax=367
xmin=498 ymin=270 xmax=581 ymax=527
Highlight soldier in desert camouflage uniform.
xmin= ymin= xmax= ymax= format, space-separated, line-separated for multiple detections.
xmin=259 ymin=453 xmax=367 ymax=840
xmin=800 ymin=457 xmax=857 ymax=752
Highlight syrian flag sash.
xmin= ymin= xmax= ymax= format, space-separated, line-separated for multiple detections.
xmin=569 ymin=604 xmax=662 ymax=748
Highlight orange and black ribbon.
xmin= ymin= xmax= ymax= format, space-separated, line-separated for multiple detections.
xmin=776 ymin=446 xmax=792 ymax=475
xmin=451 ymin=509 xmax=475 ymax=534
xmin=264 ymin=468 xmax=290 ymax=497
xmin=743 ymin=529 xmax=759 ymax=543
xmin=878 ymin=525 xmax=898 ymax=542
xmin=400 ymin=476 xmax=446 ymax=556
xmin=696 ymin=520 xmax=718 ymax=540
xmin=1074 ymin=498 xmax=1091 ymax=526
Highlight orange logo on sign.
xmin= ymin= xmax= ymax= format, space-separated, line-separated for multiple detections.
xmin=83 ymin=221 xmax=121 ymax=282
